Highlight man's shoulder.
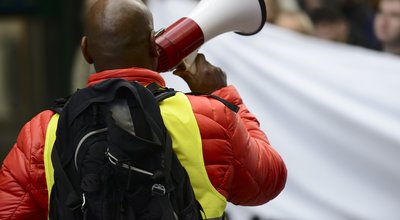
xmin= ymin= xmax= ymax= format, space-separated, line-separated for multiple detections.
xmin=186 ymin=85 xmax=241 ymax=113
xmin=15 ymin=110 xmax=55 ymax=161
xmin=0 ymin=110 xmax=53 ymax=214
xmin=24 ymin=110 xmax=56 ymax=136
xmin=185 ymin=92 xmax=237 ymax=130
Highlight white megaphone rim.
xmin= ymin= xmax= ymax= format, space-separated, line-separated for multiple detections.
xmin=236 ymin=0 xmax=267 ymax=36
xmin=186 ymin=0 xmax=268 ymax=41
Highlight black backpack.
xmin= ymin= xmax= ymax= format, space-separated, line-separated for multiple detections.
xmin=49 ymin=78 xmax=203 ymax=220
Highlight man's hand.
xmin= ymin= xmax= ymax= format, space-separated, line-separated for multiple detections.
xmin=173 ymin=54 xmax=227 ymax=94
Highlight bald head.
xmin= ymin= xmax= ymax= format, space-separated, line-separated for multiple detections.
xmin=81 ymin=0 xmax=158 ymax=72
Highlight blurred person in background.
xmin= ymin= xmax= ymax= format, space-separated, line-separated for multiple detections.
xmin=337 ymin=0 xmax=380 ymax=49
xmin=275 ymin=10 xmax=314 ymax=35
xmin=299 ymin=0 xmax=379 ymax=49
xmin=265 ymin=0 xmax=314 ymax=35
xmin=309 ymin=7 xmax=351 ymax=43
xmin=374 ymin=0 xmax=400 ymax=55
xmin=297 ymin=0 xmax=324 ymax=12
xmin=264 ymin=0 xmax=302 ymax=24
xmin=264 ymin=0 xmax=280 ymax=23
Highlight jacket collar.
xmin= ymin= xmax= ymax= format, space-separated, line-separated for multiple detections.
xmin=87 ymin=68 xmax=166 ymax=87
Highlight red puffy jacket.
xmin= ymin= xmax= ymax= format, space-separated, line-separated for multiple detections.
xmin=0 ymin=68 xmax=287 ymax=219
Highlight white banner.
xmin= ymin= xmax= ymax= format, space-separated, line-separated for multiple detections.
xmin=149 ymin=0 xmax=400 ymax=219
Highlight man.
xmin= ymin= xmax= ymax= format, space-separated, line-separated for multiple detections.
xmin=374 ymin=0 xmax=400 ymax=55
xmin=274 ymin=10 xmax=314 ymax=35
xmin=309 ymin=6 xmax=375 ymax=48
xmin=309 ymin=7 xmax=350 ymax=43
xmin=0 ymin=0 xmax=287 ymax=219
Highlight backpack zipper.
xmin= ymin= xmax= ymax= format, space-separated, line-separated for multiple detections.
xmin=74 ymin=128 xmax=108 ymax=171
xmin=105 ymin=149 xmax=154 ymax=176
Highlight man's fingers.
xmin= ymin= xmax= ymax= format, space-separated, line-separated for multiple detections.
xmin=173 ymin=69 xmax=193 ymax=82
xmin=194 ymin=53 xmax=206 ymax=67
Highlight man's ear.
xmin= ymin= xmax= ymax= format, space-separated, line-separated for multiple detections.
xmin=149 ymin=31 xmax=159 ymax=58
xmin=81 ymin=36 xmax=94 ymax=64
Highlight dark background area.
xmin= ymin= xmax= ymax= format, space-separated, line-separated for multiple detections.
xmin=0 ymin=0 xmax=83 ymax=162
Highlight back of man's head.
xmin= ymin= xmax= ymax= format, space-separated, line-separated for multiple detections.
xmin=81 ymin=0 xmax=158 ymax=72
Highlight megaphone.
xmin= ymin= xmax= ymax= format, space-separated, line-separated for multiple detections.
xmin=155 ymin=0 xmax=267 ymax=72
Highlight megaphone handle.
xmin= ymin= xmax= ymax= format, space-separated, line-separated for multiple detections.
xmin=182 ymin=50 xmax=198 ymax=74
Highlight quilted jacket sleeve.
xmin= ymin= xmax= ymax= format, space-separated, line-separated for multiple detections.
xmin=188 ymin=85 xmax=287 ymax=206
xmin=0 ymin=110 xmax=54 ymax=220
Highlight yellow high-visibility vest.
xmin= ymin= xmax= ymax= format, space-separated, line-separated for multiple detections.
xmin=44 ymin=92 xmax=226 ymax=219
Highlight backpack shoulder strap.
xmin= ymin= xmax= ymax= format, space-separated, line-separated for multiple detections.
xmin=46 ymin=113 xmax=83 ymax=216
xmin=51 ymin=141 xmax=83 ymax=211
xmin=44 ymin=113 xmax=59 ymax=200
xmin=49 ymin=95 xmax=71 ymax=114
xmin=146 ymin=82 xmax=177 ymax=102
xmin=186 ymin=92 xmax=240 ymax=113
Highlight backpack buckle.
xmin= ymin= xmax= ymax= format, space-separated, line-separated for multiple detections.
xmin=151 ymin=184 xmax=166 ymax=196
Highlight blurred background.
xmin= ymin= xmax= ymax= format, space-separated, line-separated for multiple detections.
xmin=1 ymin=0 xmax=400 ymax=219
xmin=0 ymin=0 xmax=83 ymax=158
